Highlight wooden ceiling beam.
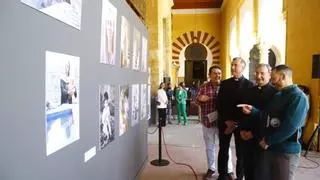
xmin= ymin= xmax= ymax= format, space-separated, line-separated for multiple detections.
xmin=172 ymin=0 xmax=223 ymax=9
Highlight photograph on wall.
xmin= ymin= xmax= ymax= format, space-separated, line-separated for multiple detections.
xmin=119 ymin=85 xmax=129 ymax=136
xmin=131 ymin=84 xmax=139 ymax=127
xmin=120 ymin=16 xmax=130 ymax=68
xmin=141 ymin=36 xmax=148 ymax=72
xmin=45 ymin=51 xmax=80 ymax=156
xmin=99 ymin=85 xmax=116 ymax=150
xmin=147 ymin=85 xmax=151 ymax=120
xmin=132 ymin=27 xmax=141 ymax=70
xmin=140 ymin=84 xmax=147 ymax=120
xmin=21 ymin=0 xmax=82 ymax=29
xmin=147 ymin=67 xmax=151 ymax=85
xmin=100 ymin=0 xmax=117 ymax=65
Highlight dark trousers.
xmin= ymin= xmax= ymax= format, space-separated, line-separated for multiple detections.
xmin=158 ymin=108 xmax=166 ymax=127
xmin=242 ymin=140 xmax=267 ymax=180
xmin=218 ymin=128 xmax=244 ymax=180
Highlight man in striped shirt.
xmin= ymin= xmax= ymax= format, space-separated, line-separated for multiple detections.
xmin=196 ymin=65 xmax=234 ymax=179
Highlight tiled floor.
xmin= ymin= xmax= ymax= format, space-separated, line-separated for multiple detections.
xmin=139 ymin=118 xmax=320 ymax=180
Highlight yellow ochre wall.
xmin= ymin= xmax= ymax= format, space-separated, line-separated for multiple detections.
xmin=285 ymin=0 xmax=320 ymax=142
xmin=171 ymin=12 xmax=221 ymax=86
xmin=220 ymin=0 xmax=244 ymax=79
xmin=221 ymin=0 xmax=320 ymax=143
xmin=172 ymin=12 xmax=221 ymax=42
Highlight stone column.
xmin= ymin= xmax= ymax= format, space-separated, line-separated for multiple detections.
xmin=146 ymin=0 xmax=160 ymax=94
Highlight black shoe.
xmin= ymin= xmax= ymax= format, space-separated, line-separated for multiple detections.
xmin=228 ymin=172 xmax=236 ymax=180
xmin=203 ymin=169 xmax=215 ymax=179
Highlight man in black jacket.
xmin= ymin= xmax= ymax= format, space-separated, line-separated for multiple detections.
xmin=240 ymin=64 xmax=277 ymax=180
xmin=217 ymin=57 xmax=254 ymax=180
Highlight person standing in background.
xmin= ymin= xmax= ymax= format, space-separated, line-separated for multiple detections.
xmin=175 ymin=82 xmax=188 ymax=125
xmin=157 ymin=82 xmax=168 ymax=127
xmin=166 ymin=83 xmax=174 ymax=124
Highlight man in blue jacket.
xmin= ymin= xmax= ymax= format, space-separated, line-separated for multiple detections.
xmin=241 ymin=65 xmax=309 ymax=180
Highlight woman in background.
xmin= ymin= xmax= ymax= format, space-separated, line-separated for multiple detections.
xmin=175 ymin=82 xmax=188 ymax=125
xmin=157 ymin=82 xmax=168 ymax=127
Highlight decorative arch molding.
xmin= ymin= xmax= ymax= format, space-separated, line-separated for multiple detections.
xmin=269 ymin=44 xmax=282 ymax=65
xmin=171 ymin=31 xmax=220 ymax=66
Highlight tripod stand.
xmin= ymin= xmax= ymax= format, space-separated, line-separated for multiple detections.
xmin=304 ymin=120 xmax=320 ymax=157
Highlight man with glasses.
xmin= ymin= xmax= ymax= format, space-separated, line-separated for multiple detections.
xmin=240 ymin=64 xmax=277 ymax=180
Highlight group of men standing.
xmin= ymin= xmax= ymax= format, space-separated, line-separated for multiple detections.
xmin=196 ymin=57 xmax=309 ymax=180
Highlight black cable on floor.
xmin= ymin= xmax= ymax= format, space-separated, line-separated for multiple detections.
xmin=161 ymin=128 xmax=199 ymax=180
xmin=298 ymin=156 xmax=320 ymax=169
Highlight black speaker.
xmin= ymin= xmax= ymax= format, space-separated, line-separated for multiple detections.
xmin=312 ymin=54 xmax=320 ymax=78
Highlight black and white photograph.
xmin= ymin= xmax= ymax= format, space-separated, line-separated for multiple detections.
xmin=119 ymin=85 xmax=129 ymax=136
xmin=132 ymin=27 xmax=141 ymax=70
xmin=120 ymin=16 xmax=130 ymax=68
xmin=131 ymin=84 xmax=139 ymax=127
xmin=21 ymin=0 xmax=82 ymax=29
xmin=140 ymin=84 xmax=147 ymax=120
xmin=45 ymin=51 xmax=80 ymax=156
xmin=99 ymin=85 xmax=116 ymax=150
xmin=141 ymin=36 xmax=148 ymax=72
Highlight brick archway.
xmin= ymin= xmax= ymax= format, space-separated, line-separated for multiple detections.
xmin=172 ymin=31 xmax=220 ymax=66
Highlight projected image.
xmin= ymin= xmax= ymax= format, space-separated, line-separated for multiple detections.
xmin=45 ymin=51 xmax=80 ymax=156
xmin=99 ymin=85 xmax=116 ymax=150
xmin=140 ymin=84 xmax=147 ymax=120
xmin=141 ymin=36 xmax=148 ymax=72
xmin=120 ymin=16 xmax=130 ymax=68
xmin=132 ymin=27 xmax=141 ymax=70
xmin=100 ymin=0 xmax=117 ymax=65
xmin=131 ymin=84 xmax=139 ymax=127
xmin=119 ymin=85 xmax=129 ymax=136
xmin=21 ymin=0 xmax=82 ymax=29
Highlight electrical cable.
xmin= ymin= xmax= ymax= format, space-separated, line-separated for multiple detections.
xmin=298 ymin=156 xmax=320 ymax=169
xmin=161 ymin=128 xmax=199 ymax=180
xmin=299 ymin=150 xmax=320 ymax=169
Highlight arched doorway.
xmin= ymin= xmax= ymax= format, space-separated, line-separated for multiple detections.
xmin=268 ymin=48 xmax=276 ymax=68
xmin=184 ymin=42 xmax=208 ymax=86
